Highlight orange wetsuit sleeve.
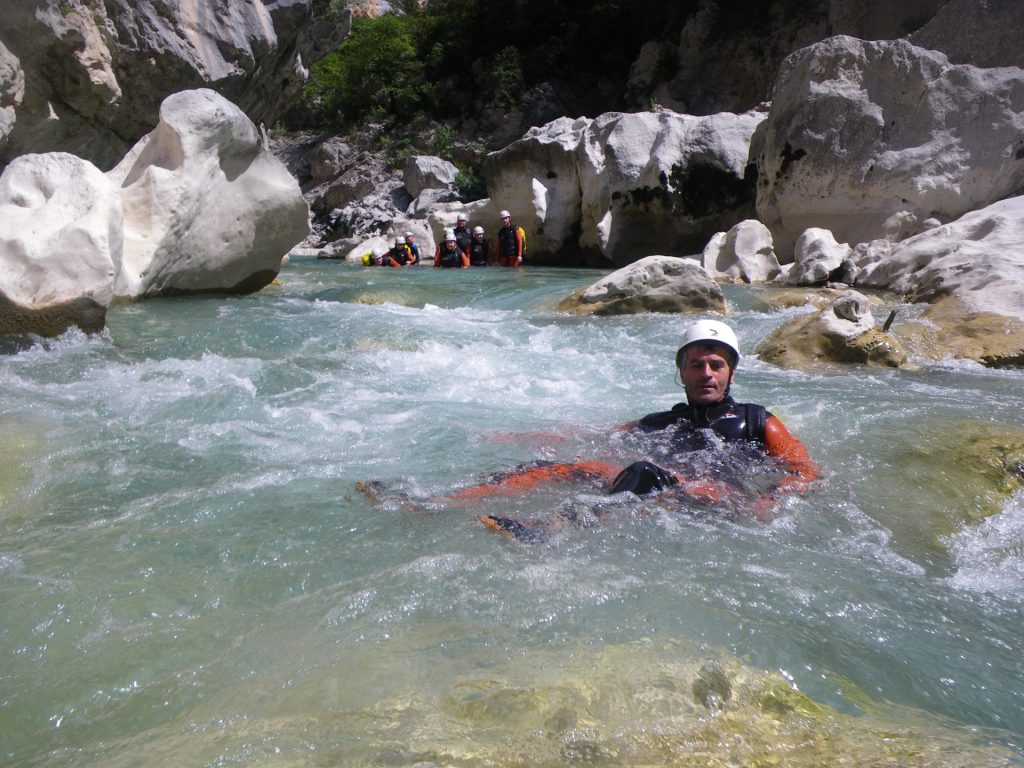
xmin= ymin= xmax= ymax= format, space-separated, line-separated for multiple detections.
xmin=764 ymin=415 xmax=820 ymax=491
xmin=461 ymin=250 xmax=470 ymax=268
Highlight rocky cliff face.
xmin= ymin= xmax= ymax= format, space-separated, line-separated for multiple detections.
xmin=0 ymin=0 xmax=348 ymax=171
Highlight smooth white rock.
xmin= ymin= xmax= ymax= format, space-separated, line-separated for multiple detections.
xmin=703 ymin=219 xmax=781 ymax=282
xmin=786 ymin=227 xmax=852 ymax=285
xmin=404 ymin=155 xmax=458 ymax=198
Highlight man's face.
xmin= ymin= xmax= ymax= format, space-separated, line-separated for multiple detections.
xmin=680 ymin=343 xmax=734 ymax=406
xmin=446 ymin=240 xmax=456 ymax=249
xmin=501 ymin=216 xmax=510 ymax=226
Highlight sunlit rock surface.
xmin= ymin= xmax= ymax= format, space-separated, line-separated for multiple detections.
xmin=848 ymin=195 xmax=1024 ymax=366
xmin=786 ymin=227 xmax=852 ymax=285
xmin=0 ymin=152 xmax=119 ymax=334
xmin=557 ymin=256 xmax=725 ymax=315
xmin=109 ymin=89 xmax=308 ymax=299
xmin=702 ymin=219 xmax=781 ymax=282
xmin=0 ymin=0 xmax=347 ymax=170
xmin=758 ymin=36 xmax=1024 ymax=256
xmin=484 ymin=110 xmax=763 ymax=266
xmin=757 ymin=290 xmax=908 ymax=369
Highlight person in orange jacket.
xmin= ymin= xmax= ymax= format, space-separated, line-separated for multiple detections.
xmin=495 ymin=209 xmax=523 ymax=267
xmin=467 ymin=320 xmax=819 ymax=538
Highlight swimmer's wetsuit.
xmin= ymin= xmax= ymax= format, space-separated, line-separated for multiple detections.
xmin=460 ymin=396 xmax=817 ymax=508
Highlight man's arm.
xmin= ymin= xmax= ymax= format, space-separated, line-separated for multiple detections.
xmin=764 ymin=415 xmax=820 ymax=491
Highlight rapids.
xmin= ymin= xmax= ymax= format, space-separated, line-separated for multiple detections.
xmin=1 ymin=257 xmax=1023 ymax=766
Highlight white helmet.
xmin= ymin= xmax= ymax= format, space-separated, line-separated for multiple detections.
xmin=445 ymin=233 xmax=457 ymax=242
xmin=457 ymin=214 xmax=467 ymax=222
xmin=677 ymin=319 xmax=740 ymax=366
xmin=404 ymin=231 xmax=414 ymax=239
xmin=394 ymin=236 xmax=405 ymax=246
xmin=499 ymin=210 xmax=511 ymax=218
xmin=473 ymin=226 xmax=484 ymax=235
xmin=371 ymin=247 xmax=385 ymax=258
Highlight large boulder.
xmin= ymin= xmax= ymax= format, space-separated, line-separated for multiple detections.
xmin=757 ymin=36 xmax=1024 ymax=256
xmin=757 ymin=290 xmax=908 ymax=369
xmin=483 ymin=110 xmax=763 ymax=266
xmin=846 ymin=195 xmax=1024 ymax=366
xmin=403 ymin=155 xmax=458 ymax=198
xmin=908 ymin=0 xmax=1024 ymax=69
xmin=786 ymin=228 xmax=852 ymax=285
xmin=0 ymin=152 xmax=119 ymax=334
xmin=109 ymin=88 xmax=309 ymax=298
xmin=627 ymin=0 xmax=948 ymax=115
xmin=702 ymin=219 xmax=781 ymax=282
xmin=557 ymin=256 xmax=725 ymax=316
xmin=0 ymin=0 xmax=348 ymax=171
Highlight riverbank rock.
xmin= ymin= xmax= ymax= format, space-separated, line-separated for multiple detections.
xmin=757 ymin=291 xmax=908 ymax=368
xmin=0 ymin=152 xmax=118 ymax=334
xmin=786 ymin=228 xmax=852 ymax=285
xmin=109 ymin=89 xmax=308 ymax=299
xmin=556 ymin=256 xmax=725 ymax=316
xmin=0 ymin=0 xmax=347 ymax=172
xmin=757 ymin=36 xmax=1024 ymax=257
xmin=483 ymin=110 xmax=763 ymax=266
xmin=404 ymin=155 xmax=458 ymax=198
xmin=702 ymin=219 xmax=781 ymax=282
xmin=847 ymin=195 xmax=1024 ymax=366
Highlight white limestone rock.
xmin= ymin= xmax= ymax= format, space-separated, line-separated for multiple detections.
xmin=108 ymin=89 xmax=308 ymax=298
xmin=702 ymin=219 xmax=781 ymax=282
xmin=406 ymin=187 xmax=460 ymax=218
xmin=557 ymin=255 xmax=725 ymax=315
xmin=0 ymin=40 xmax=23 ymax=147
xmin=426 ymin=199 xmax=499 ymax=245
xmin=0 ymin=152 xmax=119 ymax=334
xmin=786 ymin=228 xmax=852 ymax=285
xmin=0 ymin=0 xmax=347 ymax=170
xmin=404 ymin=155 xmax=458 ymax=198
xmin=758 ymin=36 xmax=1024 ymax=256
xmin=483 ymin=110 xmax=763 ymax=266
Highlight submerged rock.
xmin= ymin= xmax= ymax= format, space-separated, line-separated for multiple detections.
xmin=557 ymin=256 xmax=725 ymax=316
xmin=757 ymin=290 xmax=908 ymax=369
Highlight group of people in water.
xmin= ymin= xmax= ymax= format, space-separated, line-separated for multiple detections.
xmin=360 ymin=318 xmax=820 ymax=541
xmin=362 ymin=210 xmax=525 ymax=269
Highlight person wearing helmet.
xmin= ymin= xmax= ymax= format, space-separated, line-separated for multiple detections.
xmin=496 ymin=210 xmax=523 ymax=268
xmin=403 ymin=232 xmax=421 ymax=265
xmin=462 ymin=319 xmax=819 ymax=538
xmin=434 ymin=231 xmax=469 ymax=268
xmin=605 ymin=319 xmax=817 ymax=500
xmin=385 ymin=235 xmax=413 ymax=267
xmin=467 ymin=225 xmax=492 ymax=267
xmin=453 ymin=215 xmax=473 ymax=253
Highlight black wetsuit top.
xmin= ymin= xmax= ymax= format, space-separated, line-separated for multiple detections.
xmin=468 ymin=239 xmax=489 ymax=266
xmin=453 ymin=226 xmax=473 ymax=253
xmin=437 ymin=244 xmax=462 ymax=268
xmin=637 ymin=397 xmax=769 ymax=446
xmin=611 ymin=397 xmax=771 ymax=496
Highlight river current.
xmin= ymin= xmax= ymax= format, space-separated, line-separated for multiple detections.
xmin=2 ymin=257 xmax=1024 ymax=766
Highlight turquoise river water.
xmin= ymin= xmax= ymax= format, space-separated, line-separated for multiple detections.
xmin=2 ymin=257 xmax=1024 ymax=766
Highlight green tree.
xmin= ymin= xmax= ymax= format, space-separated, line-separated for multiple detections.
xmin=305 ymin=14 xmax=426 ymax=126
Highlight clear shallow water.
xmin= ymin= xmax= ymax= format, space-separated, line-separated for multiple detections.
xmin=2 ymin=258 xmax=1024 ymax=766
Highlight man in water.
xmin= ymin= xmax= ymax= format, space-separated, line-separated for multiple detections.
xmin=466 ymin=320 xmax=818 ymax=538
